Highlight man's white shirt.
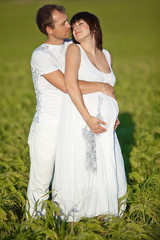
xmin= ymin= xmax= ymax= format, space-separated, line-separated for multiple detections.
xmin=30 ymin=41 xmax=71 ymax=125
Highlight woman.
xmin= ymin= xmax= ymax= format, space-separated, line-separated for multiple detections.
xmin=53 ymin=12 xmax=127 ymax=222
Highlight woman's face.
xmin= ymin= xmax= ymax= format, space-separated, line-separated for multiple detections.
xmin=72 ymin=19 xmax=91 ymax=43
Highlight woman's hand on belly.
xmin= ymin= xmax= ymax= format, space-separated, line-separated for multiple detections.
xmin=85 ymin=115 xmax=107 ymax=134
xmin=101 ymin=83 xmax=116 ymax=100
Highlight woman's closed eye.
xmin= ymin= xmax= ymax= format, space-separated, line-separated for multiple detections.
xmin=72 ymin=22 xmax=84 ymax=29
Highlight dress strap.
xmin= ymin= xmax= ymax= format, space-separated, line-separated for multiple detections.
xmin=103 ymin=49 xmax=112 ymax=67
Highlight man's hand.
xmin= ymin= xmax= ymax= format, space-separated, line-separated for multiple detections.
xmin=101 ymin=83 xmax=116 ymax=100
xmin=114 ymin=117 xmax=120 ymax=131
xmin=85 ymin=116 xmax=107 ymax=134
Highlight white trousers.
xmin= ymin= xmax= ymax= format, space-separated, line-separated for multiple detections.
xmin=26 ymin=120 xmax=58 ymax=217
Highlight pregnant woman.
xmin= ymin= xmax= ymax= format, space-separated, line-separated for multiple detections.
xmin=53 ymin=12 xmax=127 ymax=222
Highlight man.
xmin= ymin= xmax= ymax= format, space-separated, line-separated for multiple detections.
xmin=26 ymin=4 xmax=118 ymax=217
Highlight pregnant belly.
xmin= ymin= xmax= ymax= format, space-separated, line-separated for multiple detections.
xmin=83 ymin=92 xmax=119 ymax=130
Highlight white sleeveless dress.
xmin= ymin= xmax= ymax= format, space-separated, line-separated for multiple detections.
xmin=53 ymin=45 xmax=127 ymax=222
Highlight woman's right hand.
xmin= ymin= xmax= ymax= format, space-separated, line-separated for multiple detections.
xmin=85 ymin=115 xmax=107 ymax=134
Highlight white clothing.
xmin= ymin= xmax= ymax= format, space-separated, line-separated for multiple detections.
xmin=27 ymin=121 xmax=58 ymax=216
xmin=30 ymin=41 xmax=70 ymax=124
xmin=27 ymin=41 xmax=71 ymax=216
xmin=53 ymin=45 xmax=127 ymax=221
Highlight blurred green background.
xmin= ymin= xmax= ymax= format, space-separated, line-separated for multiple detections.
xmin=0 ymin=0 xmax=160 ymax=239
xmin=0 ymin=0 xmax=159 ymax=60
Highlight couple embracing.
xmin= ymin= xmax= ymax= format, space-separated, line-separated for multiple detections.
xmin=26 ymin=4 xmax=127 ymax=222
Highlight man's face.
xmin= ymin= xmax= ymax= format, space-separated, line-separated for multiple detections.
xmin=51 ymin=11 xmax=71 ymax=40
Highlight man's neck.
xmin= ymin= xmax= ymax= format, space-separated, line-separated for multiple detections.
xmin=45 ymin=36 xmax=64 ymax=45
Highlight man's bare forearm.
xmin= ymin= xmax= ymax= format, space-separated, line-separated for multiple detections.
xmin=43 ymin=70 xmax=115 ymax=98
xmin=77 ymin=80 xmax=116 ymax=99
xmin=77 ymin=80 xmax=101 ymax=94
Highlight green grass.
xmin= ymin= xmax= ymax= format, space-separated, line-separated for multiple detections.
xmin=0 ymin=0 xmax=160 ymax=239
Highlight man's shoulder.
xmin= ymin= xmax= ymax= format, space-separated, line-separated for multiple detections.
xmin=31 ymin=41 xmax=72 ymax=64
xmin=31 ymin=44 xmax=51 ymax=65
xmin=32 ymin=44 xmax=50 ymax=57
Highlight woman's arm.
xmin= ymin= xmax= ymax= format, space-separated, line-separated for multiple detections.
xmin=65 ymin=44 xmax=107 ymax=134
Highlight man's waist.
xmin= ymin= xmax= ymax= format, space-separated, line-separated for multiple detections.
xmin=33 ymin=111 xmax=60 ymax=125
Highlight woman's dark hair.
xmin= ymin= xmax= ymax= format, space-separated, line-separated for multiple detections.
xmin=36 ymin=4 xmax=65 ymax=35
xmin=70 ymin=12 xmax=103 ymax=50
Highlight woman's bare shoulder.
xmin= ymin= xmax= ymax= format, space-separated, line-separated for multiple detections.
xmin=67 ymin=43 xmax=80 ymax=52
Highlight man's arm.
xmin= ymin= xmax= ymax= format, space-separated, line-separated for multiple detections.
xmin=32 ymin=47 xmax=115 ymax=97
xmin=78 ymin=80 xmax=116 ymax=99
xmin=43 ymin=70 xmax=115 ymax=98
xmin=42 ymin=70 xmax=67 ymax=92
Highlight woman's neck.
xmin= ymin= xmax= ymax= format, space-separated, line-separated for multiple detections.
xmin=80 ymin=37 xmax=97 ymax=56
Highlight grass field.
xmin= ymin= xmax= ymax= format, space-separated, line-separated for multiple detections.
xmin=0 ymin=0 xmax=160 ymax=239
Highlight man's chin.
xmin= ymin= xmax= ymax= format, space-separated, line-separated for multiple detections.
xmin=65 ymin=32 xmax=71 ymax=39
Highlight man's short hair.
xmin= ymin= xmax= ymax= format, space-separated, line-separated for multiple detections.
xmin=36 ymin=4 xmax=65 ymax=35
